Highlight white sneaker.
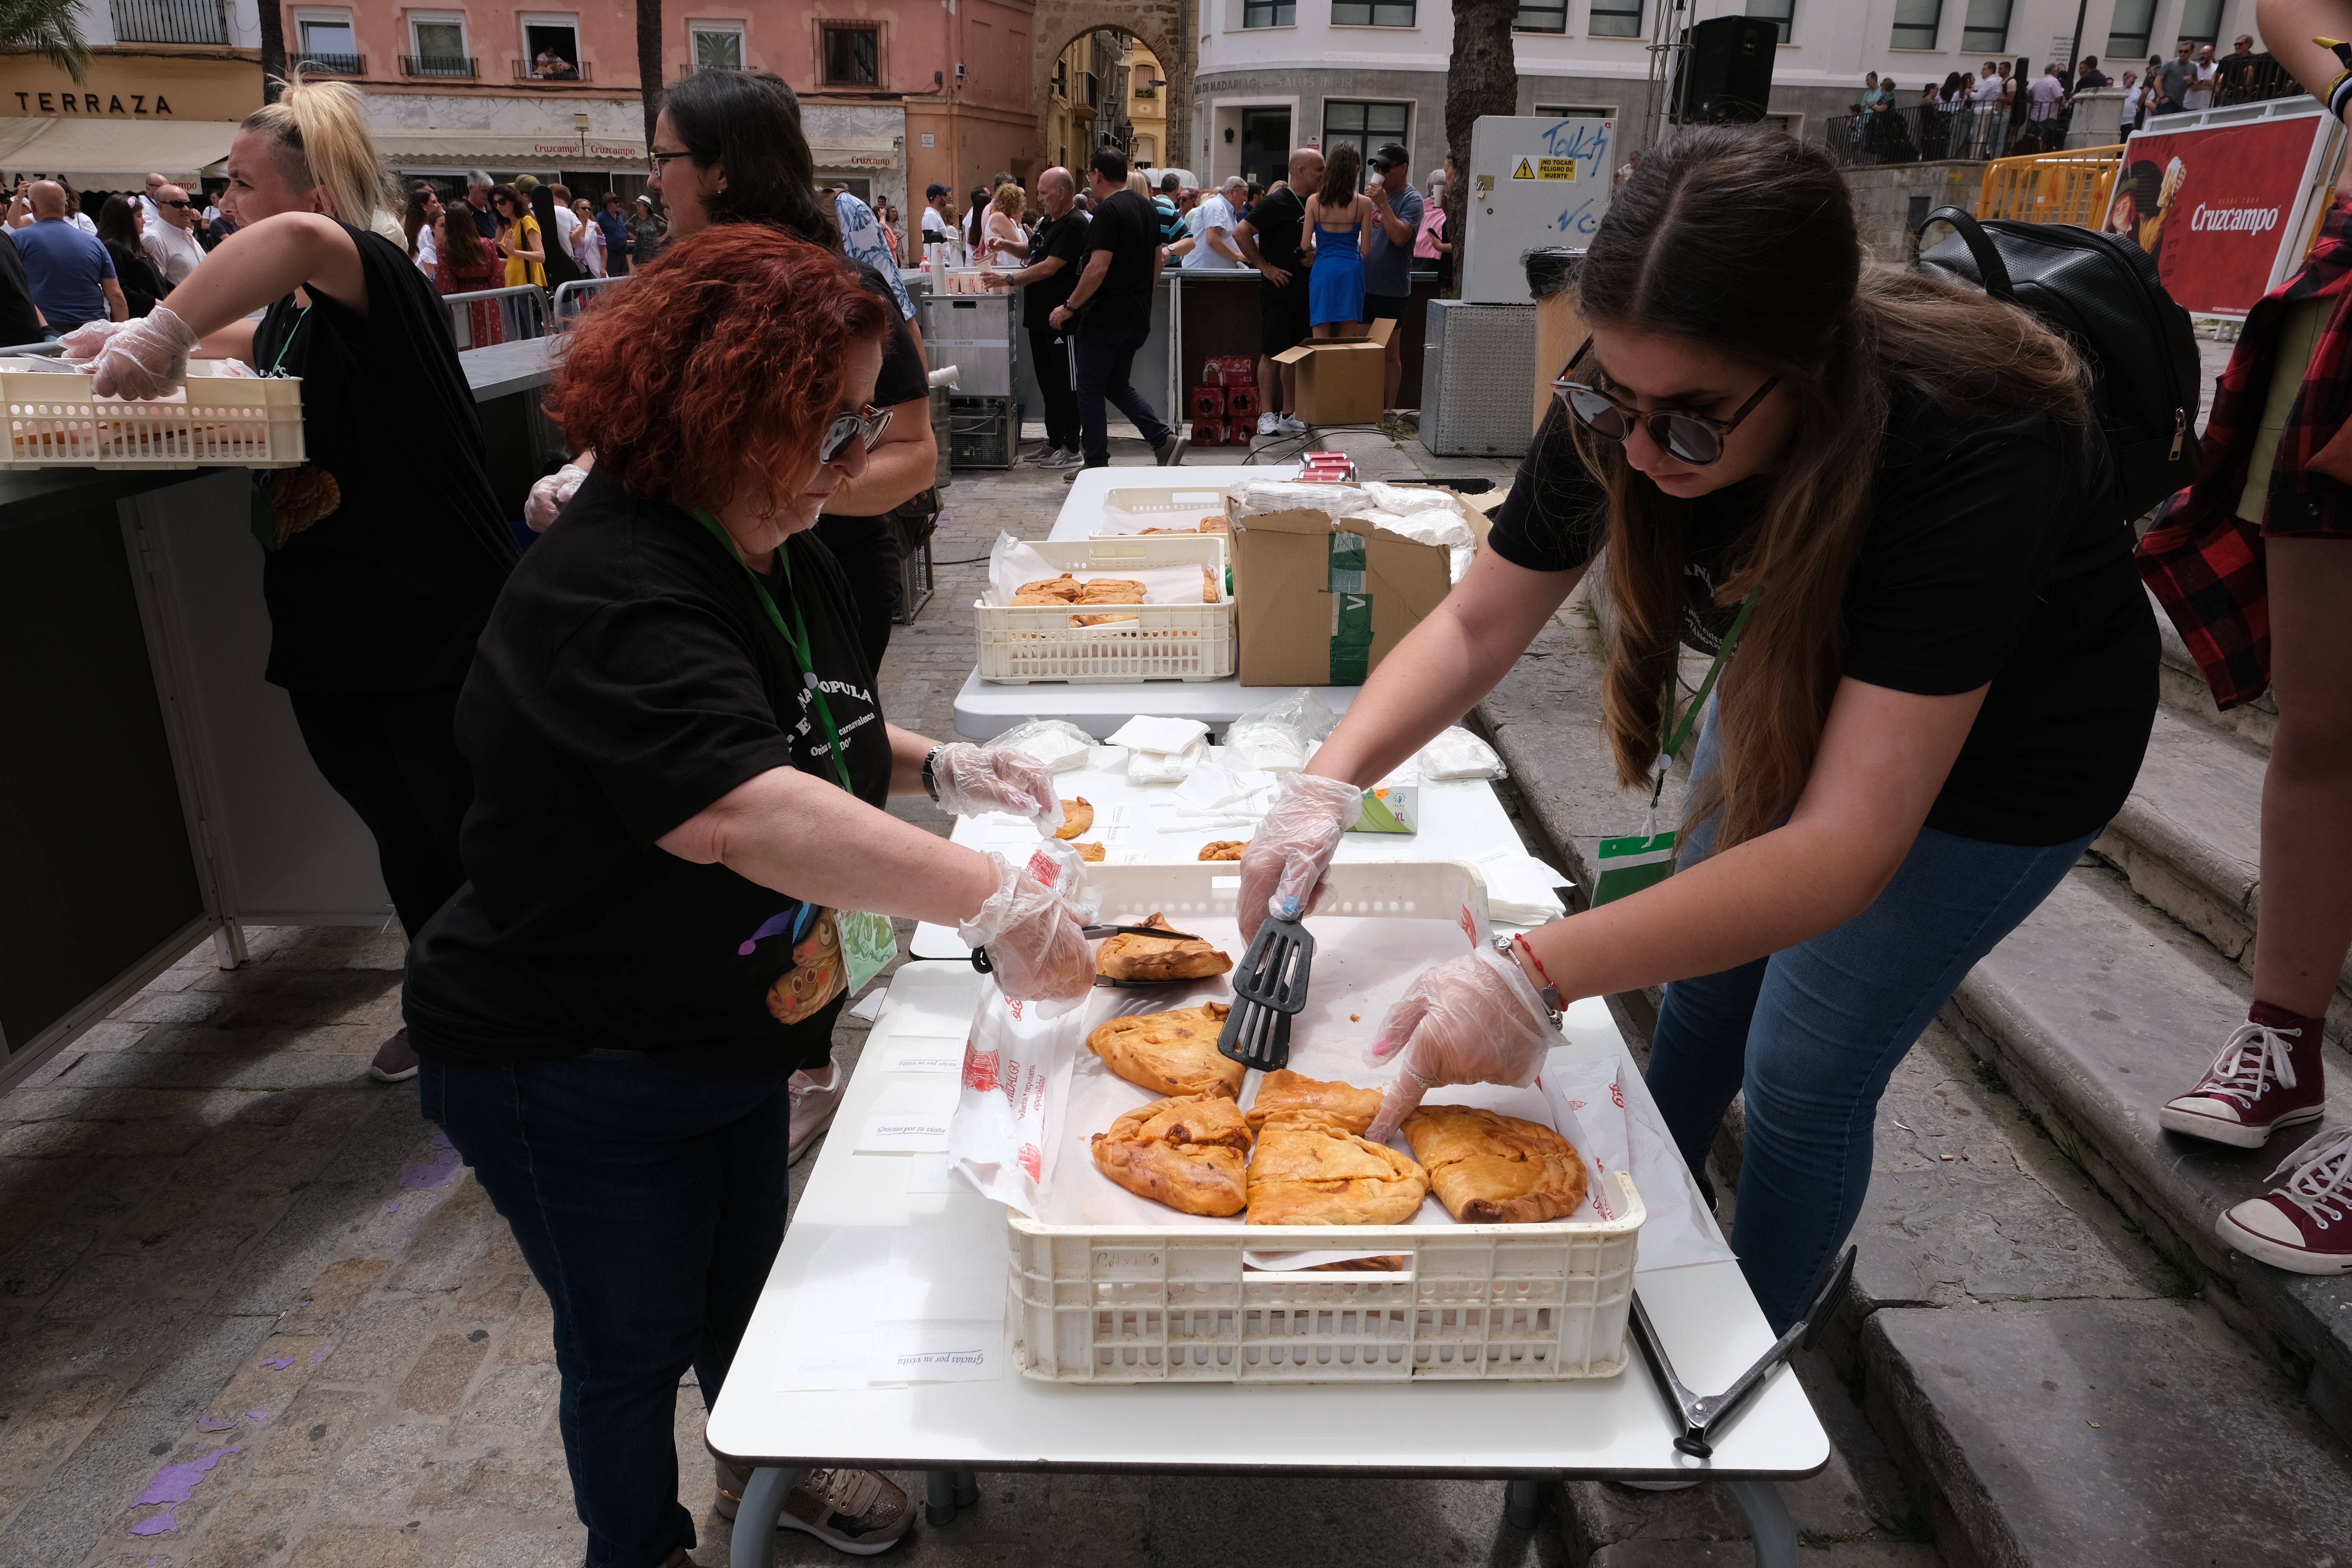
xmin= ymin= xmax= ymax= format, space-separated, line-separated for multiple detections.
xmin=1038 ymin=446 xmax=1081 ymax=469
xmin=1256 ymin=411 xmax=1279 ymax=436
xmin=788 ymin=1057 xmax=848 ymax=1167
xmin=1275 ymin=413 xmax=1308 ymax=435
xmin=1020 ymin=442 xmax=1055 ymax=464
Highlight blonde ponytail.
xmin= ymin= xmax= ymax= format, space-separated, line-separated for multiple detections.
xmin=242 ymin=72 xmax=395 ymax=234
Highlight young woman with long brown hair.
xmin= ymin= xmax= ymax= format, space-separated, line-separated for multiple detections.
xmin=1239 ymin=128 xmax=2160 ymax=1329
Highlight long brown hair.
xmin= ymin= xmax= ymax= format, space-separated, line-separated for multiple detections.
xmin=1318 ymin=142 xmax=1363 ymax=211
xmin=438 ymin=204 xmax=489 ymax=273
xmin=1574 ymin=128 xmax=2090 ymax=854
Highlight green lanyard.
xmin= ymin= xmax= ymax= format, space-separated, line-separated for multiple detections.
xmin=268 ymin=305 xmax=311 ymax=374
xmin=1649 ymin=587 xmax=1761 ymax=812
xmin=692 ymin=508 xmax=857 ymax=795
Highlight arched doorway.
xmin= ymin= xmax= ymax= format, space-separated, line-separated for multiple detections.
xmin=1032 ymin=0 xmax=1191 ymax=181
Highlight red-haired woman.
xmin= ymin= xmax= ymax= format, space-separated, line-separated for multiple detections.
xmin=402 ymin=226 xmax=1094 ymax=1566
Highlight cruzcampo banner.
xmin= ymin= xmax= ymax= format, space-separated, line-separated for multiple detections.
xmin=2102 ymin=107 xmax=2340 ymax=319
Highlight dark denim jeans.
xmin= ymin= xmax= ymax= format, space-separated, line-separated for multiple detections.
xmin=1073 ymin=318 xmax=1170 ymax=467
xmin=421 ymin=1056 xmax=792 ymax=1568
xmin=1642 ymin=712 xmax=2094 ymax=1331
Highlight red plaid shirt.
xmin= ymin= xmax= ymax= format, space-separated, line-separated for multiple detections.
xmin=2138 ymin=202 xmax=2352 ymax=709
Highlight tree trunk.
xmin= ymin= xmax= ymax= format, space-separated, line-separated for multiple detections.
xmin=637 ymin=0 xmax=665 ymax=167
xmin=1442 ymin=0 xmax=1517 ymax=298
xmin=259 ymin=0 xmax=285 ymax=101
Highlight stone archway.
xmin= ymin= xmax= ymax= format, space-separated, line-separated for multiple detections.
xmin=1032 ymin=0 xmax=1193 ymax=180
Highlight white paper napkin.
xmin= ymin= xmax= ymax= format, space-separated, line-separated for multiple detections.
xmin=1106 ymin=715 xmax=1211 ymax=754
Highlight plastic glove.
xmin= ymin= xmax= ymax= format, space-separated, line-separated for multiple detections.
xmin=525 ymin=462 xmax=590 ymax=532
xmin=957 ymin=851 xmax=1094 ymax=1001
xmin=1364 ymin=948 xmax=1558 ymax=1143
xmin=930 ymin=741 xmax=1064 ymax=833
xmin=75 ymin=306 xmax=200 ymax=400
xmin=1236 ymin=772 xmax=1363 ymax=942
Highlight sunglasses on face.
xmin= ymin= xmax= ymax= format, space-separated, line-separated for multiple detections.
xmin=819 ymin=404 xmax=892 ymax=464
xmin=1553 ymin=337 xmax=1781 ymax=467
xmin=158 ymin=198 xmax=193 ymax=210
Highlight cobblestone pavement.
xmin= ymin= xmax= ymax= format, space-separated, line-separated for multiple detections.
xmin=0 ymin=428 xmax=1848 ymax=1568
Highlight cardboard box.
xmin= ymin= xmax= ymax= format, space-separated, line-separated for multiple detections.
xmin=1190 ymin=417 xmax=1228 ymax=448
xmin=1189 ymin=386 xmax=1227 ymax=417
xmin=1225 ymin=384 xmax=1261 ymax=419
xmin=1228 ymin=487 xmax=1455 ymax=687
xmin=1271 ymin=318 xmax=1397 ymax=427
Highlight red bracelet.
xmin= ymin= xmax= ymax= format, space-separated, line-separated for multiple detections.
xmin=1513 ymin=932 xmax=1557 ymax=991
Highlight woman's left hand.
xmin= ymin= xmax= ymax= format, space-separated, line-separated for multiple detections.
xmin=929 ymin=741 xmax=1064 ymax=832
xmin=1364 ymin=947 xmax=1558 ymax=1142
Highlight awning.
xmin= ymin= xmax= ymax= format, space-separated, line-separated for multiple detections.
xmin=809 ymin=135 xmax=901 ymax=171
xmin=0 ymin=118 xmax=237 ymax=187
xmin=373 ymin=130 xmax=648 ymax=172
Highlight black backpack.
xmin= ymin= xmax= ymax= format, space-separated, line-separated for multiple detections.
xmin=1916 ymin=206 xmax=2202 ymax=523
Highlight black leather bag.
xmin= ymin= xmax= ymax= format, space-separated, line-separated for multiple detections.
xmin=1917 ymin=205 xmax=2202 ymax=522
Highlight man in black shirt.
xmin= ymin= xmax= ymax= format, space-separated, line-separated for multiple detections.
xmin=1048 ymin=147 xmax=1183 ymax=471
xmin=1237 ymin=145 xmax=1323 ymax=436
xmin=983 ymin=165 xmax=1089 ymax=467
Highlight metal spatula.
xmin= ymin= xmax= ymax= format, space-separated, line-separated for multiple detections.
xmin=1218 ymin=902 xmax=1315 ymax=1071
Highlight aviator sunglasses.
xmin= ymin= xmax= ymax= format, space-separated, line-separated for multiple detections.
xmin=1554 ymin=336 xmax=1780 ymax=467
xmin=820 ymin=403 xmax=892 ymax=464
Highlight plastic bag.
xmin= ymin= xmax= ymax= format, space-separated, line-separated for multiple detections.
xmin=1128 ymin=736 xmax=1206 ymax=782
xmin=989 ymin=719 xmax=1099 ymax=774
xmin=1416 ymin=725 xmax=1507 ymax=782
xmin=1224 ymin=689 xmax=1338 ymax=774
xmin=947 ymin=972 xmax=1088 ymax=1214
xmin=1235 ymin=481 xmax=1369 ymax=520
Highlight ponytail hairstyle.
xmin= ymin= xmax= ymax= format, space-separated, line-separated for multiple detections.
xmin=660 ymin=67 xmax=838 ymax=247
xmin=241 ymin=73 xmax=396 ymax=236
xmin=1319 ymin=141 xmax=1363 ymax=210
xmin=1573 ymin=128 xmax=2090 ymax=855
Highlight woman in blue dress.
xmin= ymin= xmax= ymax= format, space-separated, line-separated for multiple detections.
xmin=1305 ymin=141 xmax=1375 ymax=335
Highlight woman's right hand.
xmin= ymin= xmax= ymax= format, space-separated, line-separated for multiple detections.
xmin=525 ymin=462 xmax=590 ymax=532
xmin=1237 ymin=773 xmax=1364 ymax=942
xmin=958 ymin=851 xmax=1095 ymax=1001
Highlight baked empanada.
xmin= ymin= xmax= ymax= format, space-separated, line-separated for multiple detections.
xmin=1245 ymin=1070 xmax=1385 ymax=1137
xmin=1076 ymin=577 xmax=1146 ymax=604
xmin=1401 ymin=1105 xmax=1587 ymax=1224
xmin=1087 ymin=1002 xmax=1244 ymax=1099
xmin=1095 ymin=912 xmax=1231 ymax=981
xmin=1091 ymin=1093 xmax=1253 ymax=1216
xmin=1070 ymin=612 xmax=1141 ymax=628
xmin=1055 ymin=798 xmax=1093 ymax=839
xmin=1197 ymin=840 xmax=1246 ymax=862
xmin=1072 ymin=841 xmax=1106 ymax=862
xmin=1015 ymin=573 xmax=1084 ymax=603
xmin=1246 ymin=1111 xmax=1429 ymax=1225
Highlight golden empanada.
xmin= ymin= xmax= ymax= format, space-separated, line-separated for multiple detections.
xmin=1055 ymin=798 xmax=1093 ymax=839
xmin=1070 ymin=612 xmax=1140 ymax=628
xmin=1401 ymin=1105 xmax=1587 ymax=1224
xmin=1072 ymin=841 xmax=1106 ymax=862
xmin=1015 ymin=573 xmax=1084 ymax=602
xmin=1197 ymin=840 xmax=1246 ymax=862
xmin=1076 ymin=577 xmax=1146 ymax=604
xmin=1096 ymin=912 xmax=1231 ymax=982
xmin=1245 ymin=1070 xmax=1385 ymax=1137
xmin=1091 ymin=1093 xmax=1253 ymax=1216
xmin=1246 ymin=1111 xmax=1429 ymax=1225
xmin=1087 ymin=1002 xmax=1244 ymax=1099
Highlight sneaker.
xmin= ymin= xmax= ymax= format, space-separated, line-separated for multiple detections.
xmin=1256 ymin=411 xmax=1280 ymax=436
xmin=2159 ymin=1003 xmax=2326 ymax=1148
xmin=1275 ymin=413 xmax=1308 ymax=435
xmin=1153 ymin=433 xmax=1186 ymax=467
xmin=782 ymin=1467 xmax=914 ymax=1555
xmin=2216 ymin=1125 xmax=2352 ymax=1276
xmin=1020 ymin=442 xmax=1055 ymax=464
xmin=1037 ymin=447 xmax=1081 ymax=469
xmin=789 ymin=1057 xmax=848 ymax=1167
xmin=368 ymin=1028 xmax=418 ymax=1084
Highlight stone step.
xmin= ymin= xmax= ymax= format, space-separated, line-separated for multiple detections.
xmin=2147 ymin=585 xmax=2278 ymax=753
xmin=1944 ymin=860 xmax=2352 ymax=1443
xmin=2090 ymin=708 xmax=2352 ymax=1043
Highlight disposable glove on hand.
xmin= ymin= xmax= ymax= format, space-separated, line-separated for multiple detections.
xmin=930 ymin=741 xmax=1064 ymax=833
xmin=525 ymin=462 xmax=590 ymax=532
xmin=957 ymin=851 xmax=1095 ymax=1001
xmin=1364 ymin=947 xmax=1558 ymax=1143
xmin=75 ymin=306 xmax=200 ymax=400
xmin=1237 ymin=772 xmax=1363 ymax=942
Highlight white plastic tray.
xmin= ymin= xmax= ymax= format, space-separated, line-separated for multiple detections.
xmin=0 ymin=359 xmax=305 ymax=470
xmin=976 ymin=534 xmax=1234 ymax=685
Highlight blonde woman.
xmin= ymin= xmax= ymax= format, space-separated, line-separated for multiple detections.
xmin=67 ymin=72 xmax=519 ymax=1090
xmin=570 ymin=195 xmax=606 ymax=277
xmin=980 ymin=179 xmax=1029 ymax=265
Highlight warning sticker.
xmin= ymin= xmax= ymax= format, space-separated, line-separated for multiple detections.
xmin=1538 ymin=158 xmax=1576 ymax=181
xmin=1511 ymin=158 xmax=1535 ymax=180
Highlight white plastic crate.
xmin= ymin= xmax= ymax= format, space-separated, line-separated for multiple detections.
xmin=1003 ymin=859 xmax=1645 ymax=1384
xmin=976 ymin=534 xmax=1234 ymax=684
xmin=0 ymin=359 xmax=305 ymax=470
xmin=1099 ymin=484 xmax=1237 ymax=534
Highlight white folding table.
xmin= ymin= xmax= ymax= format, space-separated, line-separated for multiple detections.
xmin=707 ymin=963 xmax=1829 ymax=1566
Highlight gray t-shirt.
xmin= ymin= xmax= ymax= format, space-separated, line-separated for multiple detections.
xmin=1363 ymin=181 xmax=1423 ymax=297
xmin=2158 ymin=56 xmax=2195 ymax=106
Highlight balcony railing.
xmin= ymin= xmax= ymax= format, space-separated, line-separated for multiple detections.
xmin=1822 ymin=103 xmax=2048 ymax=168
xmin=401 ymin=54 xmax=477 ymax=78
xmin=294 ymin=53 xmax=364 ymax=75
xmin=514 ymin=58 xmax=591 ymax=82
xmin=110 ymin=0 xmax=227 ymax=45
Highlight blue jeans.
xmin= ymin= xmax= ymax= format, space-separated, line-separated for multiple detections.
xmin=1073 ymin=318 xmax=1170 ymax=467
xmin=420 ymin=1056 xmax=793 ymax=1568
xmin=1642 ymin=714 xmax=2094 ymax=1332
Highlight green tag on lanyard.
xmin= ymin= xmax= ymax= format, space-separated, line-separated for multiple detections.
xmin=1589 ymin=589 xmax=1761 ymax=908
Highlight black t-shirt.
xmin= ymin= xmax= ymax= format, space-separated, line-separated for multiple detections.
xmin=0 ymin=233 xmax=42 ymax=343
xmin=252 ymin=225 xmax=515 ymax=693
xmin=1025 ymin=210 xmax=1091 ymax=319
xmin=404 ymin=469 xmax=894 ymax=1073
xmin=1083 ymin=189 xmax=1161 ymax=331
xmin=1248 ymin=187 xmax=1309 ymax=288
xmin=1488 ymin=395 xmax=2157 ymax=847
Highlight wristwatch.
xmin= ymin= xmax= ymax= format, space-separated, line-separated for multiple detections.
xmin=921 ymin=743 xmax=947 ymax=803
xmin=1494 ymin=935 xmax=1564 ymax=1024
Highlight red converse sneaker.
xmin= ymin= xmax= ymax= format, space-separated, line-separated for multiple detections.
xmin=2158 ymin=1003 xmax=2326 ymax=1149
xmin=2216 ymin=1126 xmax=2352 ymax=1276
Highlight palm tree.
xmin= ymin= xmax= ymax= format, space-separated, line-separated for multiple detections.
xmin=637 ymin=0 xmax=663 ymax=162
xmin=0 ymin=0 xmax=91 ymax=83
xmin=1442 ymin=0 xmax=1518 ymax=296
xmin=259 ymin=0 xmax=285 ymax=100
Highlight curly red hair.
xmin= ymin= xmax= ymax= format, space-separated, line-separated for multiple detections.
xmin=544 ymin=226 xmax=891 ymax=518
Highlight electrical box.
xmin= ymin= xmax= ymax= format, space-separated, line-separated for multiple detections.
xmin=1462 ymin=115 xmax=1617 ymax=305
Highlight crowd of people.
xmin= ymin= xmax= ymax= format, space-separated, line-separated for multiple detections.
xmin=0 ymin=172 xmax=232 ymax=341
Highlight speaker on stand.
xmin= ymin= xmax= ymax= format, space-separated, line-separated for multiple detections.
xmin=1667 ymin=15 xmax=1779 ymax=125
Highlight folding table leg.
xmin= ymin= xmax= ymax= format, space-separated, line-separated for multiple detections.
xmin=925 ymin=1469 xmax=959 ymax=1526
xmin=1503 ymin=1477 xmax=1545 ymax=1530
xmin=1722 ymin=1479 xmax=1797 ymax=1568
xmin=951 ymin=1468 xmax=980 ymax=1508
xmin=727 ymin=1465 xmax=801 ymax=1568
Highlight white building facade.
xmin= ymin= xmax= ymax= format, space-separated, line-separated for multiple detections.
xmin=1192 ymin=0 xmax=2266 ymax=186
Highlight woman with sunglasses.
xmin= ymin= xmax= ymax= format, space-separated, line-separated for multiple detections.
xmin=1240 ymin=130 xmax=2158 ymax=1331
xmin=490 ymin=181 xmax=545 ymax=287
xmin=404 ymin=225 xmax=1093 ymax=1566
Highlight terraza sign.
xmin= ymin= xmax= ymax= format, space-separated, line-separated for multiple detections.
xmin=15 ymin=90 xmax=175 ymax=115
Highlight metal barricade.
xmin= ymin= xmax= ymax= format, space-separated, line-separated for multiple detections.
xmin=440 ymin=285 xmax=548 ymax=350
xmin=1976 ymin=144 xmax=2125 ymax=227
xmin=552 ymin=276 xmax=621 ymax=323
